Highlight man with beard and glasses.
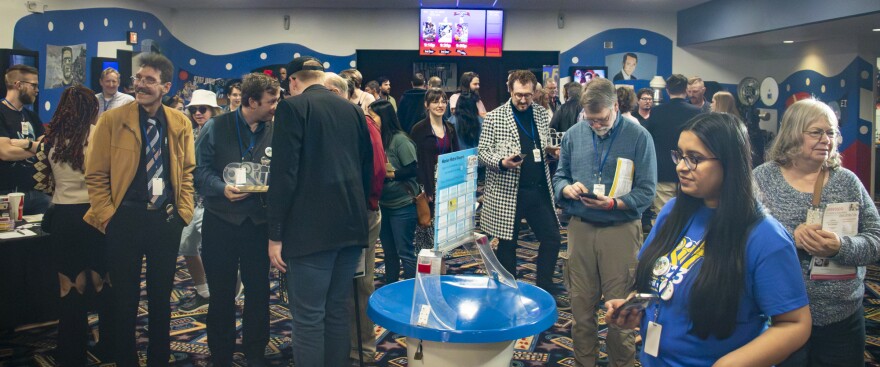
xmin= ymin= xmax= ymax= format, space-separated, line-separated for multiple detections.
xmin=0 ymin=64 xmax=50 ymax=214
xmin=552 ymin=78 xmax=656 ymax=367
xmin=85 ymin=53 xmax=195 ymax=367
xmin=194 ymin=73 xmax=280 ymax=367
xmin=478 ymin=70 xmax=561 ymax=296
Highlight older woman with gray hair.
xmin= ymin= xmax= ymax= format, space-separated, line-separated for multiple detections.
xmin=754 ymin=99 xmax=880 ymax=366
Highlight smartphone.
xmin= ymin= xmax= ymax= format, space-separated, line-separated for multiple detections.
xmin=579 ymin=192 xmax=598 ymax=200
xmin=612 ymin=293 xmax=657 ymax=319
xmin=511 ymin=154 xmax=526 ymax=163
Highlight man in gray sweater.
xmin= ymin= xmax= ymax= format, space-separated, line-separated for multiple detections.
xmin=552 ymin=78 xmax=657 ymax=367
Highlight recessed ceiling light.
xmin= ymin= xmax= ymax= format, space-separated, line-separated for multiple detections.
xmin=873 ymin=28 xmax=880 ymax=32
xmin=783 ymin=40 xmax=795 ymax=44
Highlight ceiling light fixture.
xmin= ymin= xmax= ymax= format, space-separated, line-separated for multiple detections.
xmin=873 ymin=28 xmax=880 ymax=32
xmin=783 ymin=40 xmax=794 ymax=44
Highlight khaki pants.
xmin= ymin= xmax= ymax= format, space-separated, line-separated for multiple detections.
xmin=565 ymin=218 xmax=641 ymax=367
xmin=349 ymin=210 xmax=381 ymax=360
xmin=651 ymin=182 xmax=677 ymax=218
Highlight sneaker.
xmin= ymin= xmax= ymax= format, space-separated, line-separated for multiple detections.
xmin=554 ymin=294 xmax=571 ymax=311
xmin=178 ymin=293 xmax=209 ymax=312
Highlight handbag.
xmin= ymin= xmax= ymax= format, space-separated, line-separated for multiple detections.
xmin=404 ymin=183 xmax=432 ymax=227
xmin=32 ymin=142 xmax=55 ymax=195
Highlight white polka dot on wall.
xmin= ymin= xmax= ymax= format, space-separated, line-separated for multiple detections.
xmin=129 ymin=20 xmax=133 ymax=29
xmin=159 ymin=29 xmax=162 ymax=37
xmin=821 ymin=85 xmax=826 ymax=93
xmin=640 ymin=38 xmax=647 ymax=45
xmin=260 ymin=53 xmax=268 ymax=60
xmin=44 ymin=101 xmax=51 ymax=111
xmin=323 ymin=62 xmax=330 ymax=69
xmin=571 ymin=56 xmax=579 ymax=64
xmin=840 ymin=79 xmax=846 ymax=87
xmin=226 ymin=63 xmax=233 ymax=70
xmin=350 ymin=60 xmax=356 ymax=68
xmin=79 ymin=22 xmax=84 ymax=31
xmin=860 ymin=126 xmax=869 ymax=135
xmin=861 ymin=71 xmax=869 ymax=79
xmin=294 ymin=52 xmax=301 ymax=58
xmin=805 ymin=78 xmax=810 ymax=86
xmin=189 ymin=59 xmax=197 ymax=66
xmin=786 ymin=84 xmax=791 ymax=92
xmin=103 ymin=18 xmax=108 ymax=27
xmin=48 ymin=21 xmax=53 ymax=31
xmin=142 ymin=21 xmax=147 ymax=30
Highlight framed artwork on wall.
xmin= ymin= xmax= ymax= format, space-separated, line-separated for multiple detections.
xmin=413 ymin=62 xmax=457 ymax=92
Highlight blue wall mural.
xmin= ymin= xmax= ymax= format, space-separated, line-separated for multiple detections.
xmin=12 ymin=8 xmax=355 ymax=121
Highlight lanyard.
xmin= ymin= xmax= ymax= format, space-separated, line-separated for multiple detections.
xmin=591 ymin=119 xmax=620 ymax=183
xmin=235 ymin=109 xmax=257 ymax=161
xmin=103 ymin=93 xmax=115 ymax=112
xmin=652 ymin=219 xmax=701 ymax=321
xmin=432 ymin=122 xmax=449 ymax=155
xmin=512 ymin=111 xmax=537 ymax=143
xmin=140 ymin=117 xmax=165 ymax=154
xmin=2 ymin=99 xmax=26 ymax=123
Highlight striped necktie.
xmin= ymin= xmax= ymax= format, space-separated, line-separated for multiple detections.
xmin=145 ymin=118 xmax=167 ymax=206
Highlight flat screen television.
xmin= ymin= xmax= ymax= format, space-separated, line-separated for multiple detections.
xmin=419 ymin=9 xmax=503 ymax=57
xmin=569 ymin=66 xmax=608 ymax=86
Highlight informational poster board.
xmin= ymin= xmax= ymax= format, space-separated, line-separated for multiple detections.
xmin=433 ymin=148 xmax=478 ymax=253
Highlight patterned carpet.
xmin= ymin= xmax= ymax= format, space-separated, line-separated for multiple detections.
xmin=3 ymin=222 xmax=880 ymax=366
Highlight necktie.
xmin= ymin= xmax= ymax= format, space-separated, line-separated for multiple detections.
xmin=145 ymin=118 xmax=167 ymax=206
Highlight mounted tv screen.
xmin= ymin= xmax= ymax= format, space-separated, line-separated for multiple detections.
xmin=419 ymin=9 xmax=503 ymax=57
xmin=569 ymin=66 xmax=608 ymax=87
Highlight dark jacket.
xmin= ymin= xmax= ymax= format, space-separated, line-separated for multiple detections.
xmin=397 ymin=88 xmax=427 ymax=134
xmin=267 ymin=84 xmax=374 ymax=258
xmin=409 ymin=118 xmax=460 ymax=201
xmin=644 ymin=98 xmax=702 ymax=183
xmin=550 ymin=98 xmax=582 ymax=132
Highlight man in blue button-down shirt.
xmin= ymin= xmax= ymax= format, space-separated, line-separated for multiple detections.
xmin=552 ymin=78 xmax=656 ymax=367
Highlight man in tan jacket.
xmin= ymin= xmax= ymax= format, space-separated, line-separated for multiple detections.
xmin=85 ymin=53 xmax=194 ymax=367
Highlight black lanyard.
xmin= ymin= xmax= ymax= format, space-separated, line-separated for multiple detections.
xmin=235 ymin=109 xmax=257 ymax=161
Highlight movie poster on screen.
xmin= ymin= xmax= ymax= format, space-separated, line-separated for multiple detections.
xmin=46 ymin=44 xmax=86 ymax=89
xmin=420 ymin=9 xmax=488 ymax=57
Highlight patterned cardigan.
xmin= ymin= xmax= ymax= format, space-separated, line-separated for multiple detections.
xmin=477 ymin=100 xmax=559 ymax=240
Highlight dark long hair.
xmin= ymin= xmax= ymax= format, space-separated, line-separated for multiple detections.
xmin=634 ymin=113 xmax=761 ymax=340
xmin=458 ymin=71 xmax=480 ymax=99
xmin=454 ymin=93 xmax=480 ymax=147
xmin=43 ymin=86 xmax=98 ymax=172
xmin=369 ymin=100 xmax=405 ymax=148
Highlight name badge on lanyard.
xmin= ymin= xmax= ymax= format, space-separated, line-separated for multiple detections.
xmin=21 ymin=121 xmax=30 ymax=138
xmin=532 ymin=147 xmax=541 ymax=163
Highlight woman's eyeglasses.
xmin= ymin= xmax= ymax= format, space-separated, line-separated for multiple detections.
xmin=803 ymin=129 xmax=840 ymax=141
xmin=671 ymin=150 xmax=718 ymax=171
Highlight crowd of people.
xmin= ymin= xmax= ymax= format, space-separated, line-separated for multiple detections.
xmin=0 ymin=52 xmax=878 ymax=367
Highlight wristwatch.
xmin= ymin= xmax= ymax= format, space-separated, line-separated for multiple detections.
xmin=25 ymin=140 xmax=33 ymax=151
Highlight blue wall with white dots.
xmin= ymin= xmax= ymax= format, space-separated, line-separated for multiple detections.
xmin=12 ymin=8 xmax=356 ymax=122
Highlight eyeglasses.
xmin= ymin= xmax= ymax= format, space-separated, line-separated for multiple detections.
xmin=429 ymin=100 xmax=448 ymax=105
xmin=188 ymin=106 xmax=210 ymax=115
xmin=803 ymin=129 xmax=840 ymax=141
xmin=639 ymin=97 xmax=653 ymax=102
xmin=18 ymin=81 xmax=38 ymax=89
xmin=131 ymin=75 xmax=160 ymax=87
xmin=671 ymin=150 xmax=718 ymax=171
xmin=580 ymin=109 xmax=615 ymax=127
xmin=513 ymin=92 xmax=534 ymax=101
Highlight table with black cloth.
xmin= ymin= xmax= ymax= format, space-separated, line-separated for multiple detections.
xmin=0 ymin=224 xmax=59 ymax=330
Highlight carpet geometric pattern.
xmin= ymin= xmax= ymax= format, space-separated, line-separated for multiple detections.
xmin=2 ymin=222 xmax=880 ymax=366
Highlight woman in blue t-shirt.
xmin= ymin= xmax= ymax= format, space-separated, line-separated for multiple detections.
xmin=606 ymin=113 xmax=812 ymax=366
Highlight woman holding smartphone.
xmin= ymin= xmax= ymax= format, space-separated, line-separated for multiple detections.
xmin=606 ymin=113 xmax=811 ymax=366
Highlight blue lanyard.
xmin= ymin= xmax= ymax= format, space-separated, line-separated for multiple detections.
xmin=591 ymin=117 xmax=620 ymax=183
xmin=102 ymin=94 xmax=113 ymax=112
xmin=512 ymin=111 xmax=536 ymax=143
xmin=235 ymin=109 xmax=256 ymax=161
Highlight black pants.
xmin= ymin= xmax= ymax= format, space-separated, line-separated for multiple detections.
xmin=778 ymin=305 xmax=865 ymax=367
xmin=495 ymin=186 xmax=562 ymax=290
xmin=52 ymin=203 xmax=115 ymax=366
xmin=105 ymin=205 xmax=184 ymax=367
xmin=201 ymin=210 xmax=270 ymax=365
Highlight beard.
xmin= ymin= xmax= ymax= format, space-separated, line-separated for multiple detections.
xmin=19 ymin=89 xmax=34 ymax=105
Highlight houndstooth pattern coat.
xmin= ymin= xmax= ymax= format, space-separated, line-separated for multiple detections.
xmin=478 ymin=100 xmax=560 ymax=240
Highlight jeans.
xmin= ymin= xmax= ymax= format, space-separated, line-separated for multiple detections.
xmin=778 ymin=305 xmax=865 ymax=367
xmin=286 ymin=246 xmax=362 ymax=367
xmin=379 ymin=204 xmax=418 ymax=283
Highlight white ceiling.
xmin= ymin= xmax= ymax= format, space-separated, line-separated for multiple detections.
xmin=689 ymin=12 xmax=880 ymax=49
xmin=141 ymin=0 xmax=709 ymax=12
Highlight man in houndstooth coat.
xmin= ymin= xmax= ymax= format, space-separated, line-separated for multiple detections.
xmin=477 ymin=70 xmax=562 ymax=294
